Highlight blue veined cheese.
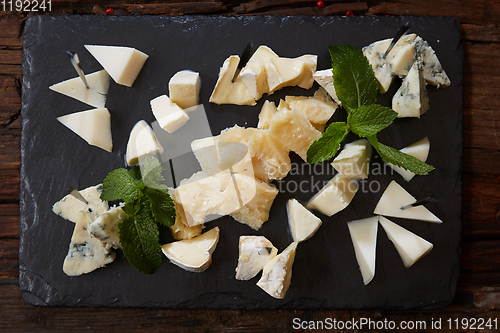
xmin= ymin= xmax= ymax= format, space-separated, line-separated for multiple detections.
xmin=52 ymin=184 xmax=108 ymax=223
xmin=414 ymin=37 xmax=451 ymax=88
xmin=88 ymin=204 xmax=128 ymax=249
xmin=392 ymin=61 xmax=429 ymax=118
xmin=235 ymin=235 xmax=277 ymax=280
xmin=362 ymin=39 xmax=394 ymax=93
xmin=63 ymin=211 xmax=116 ymax=276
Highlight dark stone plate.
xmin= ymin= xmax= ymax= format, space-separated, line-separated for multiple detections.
xmin=20 ymin=15 xmax=462 ymax=309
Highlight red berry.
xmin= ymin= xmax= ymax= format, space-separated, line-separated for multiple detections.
xmin=346 ymin=10 xmax=354 ymax=16
xmin=105 ymin=8 xmax=114 ymax=15
xmin=317 ymin=0 xmax=325 ymax=8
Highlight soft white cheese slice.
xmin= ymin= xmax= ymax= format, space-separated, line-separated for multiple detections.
xmin=49 ymin=70 xmax=110 ymax=108
xmin=312 ymin=68 xmax=342 ymax=104
xmin=347 ymin=216 xmax=379 ymax=285
xmin=374 ymin=180 xmax=442 ymax=223
xmin=378 ymin=216 xmax=433 ymax=267
xmin=169 ymin=70 xmax=201 ymax=109
xmin=257 ymin=100 xmax=277 ymax=130
xmin=161 ymin=226 xmax=219 ymax=272
xmin=307 ymin=173 xmax=358 ymax=217
xmin=52 ymin=184 xmax=108 ymax=223
xmin=63 ymin=211 xmax=116 ymax=276
xmin=257 ymin=242 xmax=297 ymax=299
xmin=209 ymin=55 xmax=256 ymax=106
xmin=150 ymin=95 xmax=190 ymax=133
xmin=287 ymin=199 xmax=322 ymax=243
xmin=284 ymin=88 xmax=337 ymax=125
xmin=387 ymin=137 xmax=430 ymax=182
xmin=331 ymin=139 xmax=372 ymax=179
xmin=88 ymin=205 xmax=128 ymax=249
xmin=84 ymin=45 xmax=148 ymax=87
xmin=126 ymin=120 xmax=164 ymax=166
xmin=392 ymin=61 xmax=429 ymax=118
xmin=235 ymin=235 xmax=278 ymax=280
xmin=362 ymin=39 xmax=394 ymax=93
xmin=265 ymin=55 xmax=317 ymax=92
xmin=57 ymin=108 xmax=112 ymax=152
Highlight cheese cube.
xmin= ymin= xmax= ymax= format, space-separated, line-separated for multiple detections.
xmin=52 ymin=184 xmax=108 ymax=223
xmin=169 ymin=188 xmax=203 ymax=240
xmin=392 ymin=61 xmax=429 ymax=118
xmin=307 ymin=173 xmax=358 ymax=217
xmin=191 ymin=136 xmax=220 ymax=175
xmin=331 ymin=139 xmax=372 ymax=179
xmin=284 ymin=88 xmax=338 ymax=125
xmin=312 ymin=68 xmax=342 ymax=104
xmin=257 ymin=242 xmax=297 ymax=299
xmin=257 ymin=100 xmax=277 ymax=130
xmin=126 ymin=120 xmax=164 ymax=166
xmin=57 ymin=108 xmax=112 ymax=152
xmin=287 ymin=199 xmax=322 ymax=243
xmin=235 ymin=236 xmax=278 ymax=280
xmin=88 ymin=205 xmax=128 ymax=249
xmin=209 ymin=55 xmax=256 ymax=106
xmin=150 ymin=95 xmax=190 ymax=133
xmin=85 ymin=45 xmax=148 ymax=87
xmin=168 ymin=70 xmax=201 ymax=109
xmin=268 ymin=108 xmax=321 ymax=162
xmin=265 ymin=55 xmax=317 ymax=92
xmin=347 ymin=216 xmax=379 ymax=285
xmin=387 ymin=137 xmax=430 ymax=182
xmin=49 ymin=70 xmax=110 ymax=108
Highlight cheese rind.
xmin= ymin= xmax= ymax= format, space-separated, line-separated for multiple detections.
xmin=126 ymin=120 xmax=164 ymax=166
xmin=387 ymin=137 xmax=430 ymax=182
xmin=235 ymin=236 xmax=278 ymax=280
xmin=161 ymin=227 xmax=219 ymax=272
xmin=331 ymin=139 xmax=372 ymax=179
xmin=307 ymin=174 xmax=358 ymax=217
xmin=287 ymin=199 xmax=322 ymax=243
xmin=257 ymin=242 xmax=297 ymax=299
xmin=347 ymin=216 xmax=379 ymax=285
xmin=312 ymin=68 xmax=342 ymax=104
xmin=392 ymin=61 xmax=429 ymax=118
xmin=378 ymin=216 xmax=433 ymax=267
xmin=52 ymin=184 xmax=108 ymax=223
xmin=374 ymin=180 xmax=442 ymax=223
xmin=49 ymin=70 xmax=110 ymax=108
xmin=169 ymin=70 xmax=201 ymax=109
xmin=57 ymin=108 xmax=113 ymax=152
xmin=85 ymin=45 xmax=148 ymax=87
xmin=150 ymin=95 xmax=190 ymax=133
xmin=88 ymin=205 xmax=128 ymax=249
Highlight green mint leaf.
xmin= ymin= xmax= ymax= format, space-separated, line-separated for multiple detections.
xmin=144 ymin=187 xmax=176 ymax=227
xmin=368 ymin=135 xmax=435 ymax=175
xmin=348 ymin=104 xmax=397 ymax=137
xmin=100 ymin=168 xmax=143 ymax=202
xmin=129 ymin=166 xmax=143 ymax=183
xmin=307 ymin=122 xmax=350 ymax=164
xmin=142 ymin=156 xmax=168 ymax=190
xmin=122 ymin=201 xmax=140 ymax=216
xmin=329 ymin=45 xmax=378 ymax=113
xmin=119 ymin=196 xmax=163 ymax=275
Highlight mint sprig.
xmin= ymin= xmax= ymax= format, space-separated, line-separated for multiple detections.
xmin=307 ymin=122 xmax=349 ymax=164
xmin=100 ymin=156 xmax=176 ymax=274
xmin=348 ymin=104 xmax=397 ymax=138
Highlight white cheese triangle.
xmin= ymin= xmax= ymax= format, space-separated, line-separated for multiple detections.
xmin=378 ymin=216 xmax=433 ymax=267
xmin=85 ymin=45 xmax=148 ymax=87
xmin=374 ymin=180 xmax=442 ymax=223
xmin=387 ymin=137 xmax=430 ymax=182
xmin=49 ymin=70 xmax=110 ymax=108
xmin=347 ymin=216 xmax=379 ymax=285
xmin=57 ymin=108 xmax=112 ymax=152
xmin=161 ymin=226 xmax=219 ymax=272
xmin=150 ymin=95 xmax=189 ymax=133
xmin=307 ymin=173 xmax=358 ymax=217
xmin=287 ymin=199 xmax=322 ymax=243
xmin=235 ymin=236 xmax=277 ymax=280
xmin=312 ymin=68 xmax=341 ymax=104
xmin=52 ymin=184 xmax=108 ymax=223
xmin=126 ymin=120 xmax=164 ymax=166
xmin=331 ymin=139 xmax=372 ymax=179
xmin=257 ymin=242 xmax=297 ymax=299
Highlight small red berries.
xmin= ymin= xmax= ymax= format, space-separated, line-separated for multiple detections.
xmin=317 ymin=1 xmax=325 ymax=9
xmin=346 ymin=10 xmax=354 ymax=16
xmin=105 ymin=8 xmax=114 ymax=15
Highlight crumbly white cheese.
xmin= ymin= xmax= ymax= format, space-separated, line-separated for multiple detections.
xmin=52 ymin=184 xmax=108 ymax=223
xmin=235 ymin=235 xmax=277 ymax=280
xmin=257 ymin=242 xmax=297 ymax=299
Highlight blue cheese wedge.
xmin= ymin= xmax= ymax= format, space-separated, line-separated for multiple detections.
xmin=126 ymin=120 xmax=164 ymax=166
xmin=52 ymin=184 xmax=108 ymax=223
xmin=287 ymin=199 xmax=322 ymax=243
xmin=257 ymin=242 xmax=298 ymax=299
xmin=374 ymin=180 xmax=442 ymax=223
xmin=392 ymin=61 xmax=429 ymax=118
xmin=235 ymin=236 xmax=278 ymax=280
xmin=307 ymin=173 xmax=358 ymax=217
xmin=362 ymin=39 xmax=394 ymax=93
xmin=331 ymin=139 xmax=372 ymax=179
xmin=88 ymin=205 xmax=128 ymax=249
xmin=387 ymin=137 xmax=430 ymax=182
xmin=378 ymin=216 xmax=433 ymax=268
xmin=63 ymin=211 xmax=116 ymax=276
xmin=161 ymin=226 xmax=219 ymax=272
xmin=414 ymin=37 xmax=451 ymax=88
xmin=347 ymin=216 xmax=379 ymax=285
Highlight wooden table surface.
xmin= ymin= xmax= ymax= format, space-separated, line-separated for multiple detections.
xmin=1 ymin=1 xmax=499 ymax=331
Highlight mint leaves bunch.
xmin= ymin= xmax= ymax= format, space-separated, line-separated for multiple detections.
xmin=100 ymin=156 xmax=176 ymax=274
xmin=307 ymin=45 xmax=434 ymax=176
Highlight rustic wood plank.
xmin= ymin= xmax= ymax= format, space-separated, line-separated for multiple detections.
xmin=0 ymin=131 xmax=20 ymax=202
xmin=0 ymin=204 xmax=19 ymax=238
xmin=125 ymin=2 xmax=229 ymax=15
xmin=0 ymin=75 xmax=21 ymax=126
xmin=0 ymin=64 xmax=22 ymax=77
xmin=247 ymin=2 xmax=368 ymax=16
xmin=463 ymin=108 xmax=500 ymax=151
xmin=462 ymin=24 xmax=500 ymax=42
xmin=234 ymin=0 xmax=320 ymax=14
xmin=463 ymin=148 xmax=500 ymax=175
xmin=0 ymin=238 xmax=18 ymax=281
xmin=0 ymin=50 xmax=22 ymax=65
xmin=0 ymin=14 xmax=22 ymax=39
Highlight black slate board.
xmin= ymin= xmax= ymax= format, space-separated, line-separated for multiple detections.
xmin=20 ymin=15 xmax=463 ymax=309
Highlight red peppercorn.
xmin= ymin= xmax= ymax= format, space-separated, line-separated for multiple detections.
xmin=346 ymin=10 xmax=354 ymax=16
xmin=316 ymin=0 xmax=325 ymax=8
xmin=105 ymin=8 xmax=114 ymax=15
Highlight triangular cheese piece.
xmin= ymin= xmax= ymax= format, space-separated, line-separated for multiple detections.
xmin=57 ymin=108 xmax=112 ymax=152
xmin=287 ymin=199 xmax=322 ymax=243
xmin=387 ymin=137 xmax=430 ymax=182
xmin=85 ymin=45 xmax=148 ymax=87
xmin=347 ymin=216 xmax=378 ymax=285
xmin=235 ymin=236 xmax=277 ymax=280
xmin=378 ymin=216 xmax=433 ymax=267
xmin=126 ymin=120 xmax=164 ymax=166
xmin=257 ymin=242 xmax=297 ymax=299
xmin=49 ymin=70 xmax=110 ymax=108
xmin=52 ymin=184 xmax=108 ymax=223
xmin=374 ymin=181 xmax=442 ymax=223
